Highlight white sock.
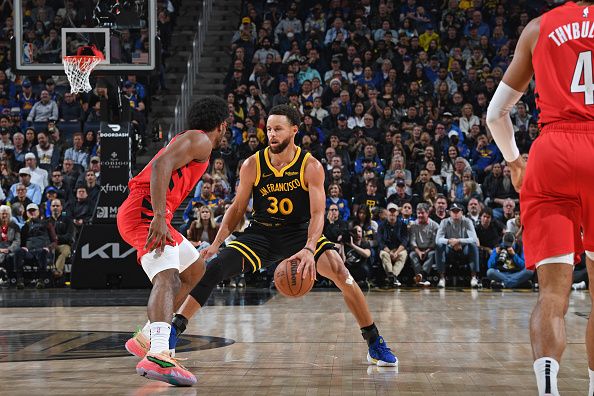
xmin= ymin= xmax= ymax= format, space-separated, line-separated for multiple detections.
xmin=149 ymin=322 xmax=171 ymax=354
xmin=141 ymin=320 xmax=150 ymax=338
xmin=588 ymin=368 xmax=594 ymax=396
xmin=533 ymin=357 xmax=560 ymax=396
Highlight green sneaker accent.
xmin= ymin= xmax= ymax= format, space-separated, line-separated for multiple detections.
xmin=147 ymin=355 xmax=176 ymax=368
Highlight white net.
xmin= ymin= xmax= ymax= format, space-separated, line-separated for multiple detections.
xmin=63 ymin=56 xmax=103 ymax=93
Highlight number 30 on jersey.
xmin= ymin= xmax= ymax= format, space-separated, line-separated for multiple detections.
xmin=267 ymin=197 xmax=294 ymax=215
xmin=572 ymin=51 xmax=594 ymax=105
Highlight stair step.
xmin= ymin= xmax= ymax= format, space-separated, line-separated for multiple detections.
xmin=149 ymin=0 xmax=243 ymax=146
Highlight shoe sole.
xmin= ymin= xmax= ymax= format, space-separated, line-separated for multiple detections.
xmin=366 ymin=352 xmax=398 ymax=367
xmin=136 ymin=366 xmax=196 ymax=387
xmin=125 ymin=338 xmax=148 ymax=359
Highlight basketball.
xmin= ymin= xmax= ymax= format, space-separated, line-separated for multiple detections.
xmin=274 ymin=260 xmax=314 ymax=298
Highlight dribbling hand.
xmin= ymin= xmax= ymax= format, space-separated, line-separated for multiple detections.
xmin=289 ymin=248 xmax=316 ymax=281
xmin=144 ymin=215 xmax=174 ymax=254
xmin=200 ymin=243 xmax=220 ymax=261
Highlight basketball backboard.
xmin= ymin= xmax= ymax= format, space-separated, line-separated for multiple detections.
xmin=13 ymin=0 xmax=157 ymax=73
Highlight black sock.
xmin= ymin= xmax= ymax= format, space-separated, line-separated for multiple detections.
xmin=171 ymin=313 xmax=188 ymax=335
xmin=361 ymin=323 xmax=379 ymax=347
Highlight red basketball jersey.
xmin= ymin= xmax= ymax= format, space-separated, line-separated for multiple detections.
xmin=128 ymin=131 xmax=209 ymax=213
xmin=533 ymin=2 xmax=594 ymax=126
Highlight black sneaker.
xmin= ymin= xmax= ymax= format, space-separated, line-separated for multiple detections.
xmin=35 ymin=280 xmax=45 ymax=289
xmin=491 ymin=281 xmax=504 ymax=290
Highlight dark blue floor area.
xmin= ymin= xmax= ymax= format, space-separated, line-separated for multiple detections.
xmin=0 ymin=287 xmax=276 ymax=307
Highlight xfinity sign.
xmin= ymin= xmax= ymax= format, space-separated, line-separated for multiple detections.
xmin=81 ymin=243 xmax=136 ymax=259
xmin=100 ymin=184 xmax=128 ymax=194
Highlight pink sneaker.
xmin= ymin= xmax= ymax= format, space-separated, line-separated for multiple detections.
xmin=136 ymin=351 xmax=197 ymax=386
xmin=125 ymin=330 xmax=150 ymax=358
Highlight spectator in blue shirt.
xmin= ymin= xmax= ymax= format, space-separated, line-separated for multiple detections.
xmin=464 ymin=10 xmax=490 ymax=38
xmin=326 ymin=183 xmax=350 ymax=221
xmin=354 ymin=143 xmax=384 ymax=175
xmin=9 ymin=168 xmax=42 ymax=205
xmin=471 ymin=134 xmax=502 ymax=180
xmin=183 ymin=181 xmax=223 ymax=225
xmin=324 ymin=17 xmax=349 ymax=46
xmin=487 ymin=233 xmax=534 ymax=289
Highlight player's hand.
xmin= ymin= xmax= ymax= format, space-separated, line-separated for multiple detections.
xmin=289 ymin=248 xmax=316 ymax=281
xmin=508 ymin=156 xmax=526 ymax=193
xmin=200 ymin=242 xmax=221 ymax=261
xmin=144 ymin=215 xmax=174 ymax=254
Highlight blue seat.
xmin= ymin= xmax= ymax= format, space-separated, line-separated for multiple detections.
xmin=57 ymin=121 xmax=82 ymax=141
xmin=83 ymin=121 xmax=101 ymax=133
xmin=32 ymin=121 xmax=48 ymax=132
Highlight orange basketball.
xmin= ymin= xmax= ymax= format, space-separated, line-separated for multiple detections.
xmin=274 ymin=259 xmax=314 ymax=298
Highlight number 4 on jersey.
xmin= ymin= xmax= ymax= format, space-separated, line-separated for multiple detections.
xmin=571 ymin=51 xmax=594 ymax=105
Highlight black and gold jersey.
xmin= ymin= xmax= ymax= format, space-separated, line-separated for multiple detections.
xmin=252 ymin=146 xmax=312 ymax=227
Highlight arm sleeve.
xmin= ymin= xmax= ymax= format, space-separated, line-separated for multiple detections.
xmin=52 ymin=102 xmax=59 ymax=120
xmin=58 ymin=219 xmax=75 ymax=245
xmin=409 ymin=225 xmax=418 ymax=248
xmin=9 ymin=228 xmax=20 ymax=252
xmin=436 ymin=221 xmax=448 ymax=245
xmin=459 ymin=219 xmax=479 ymax=245
xmin=376 ymin=225 xmax=385 ymax=251
xmin=486 ymin=81 xmax=524 ymax=162
xmin=31 ymin=185 xmax=42 ymax=205
xmin=27 ymin=104 xmax=35 ymax=122
xmin=513 ymin=251 xmax=526 ymax=269
xmin=399 ymin=222 xmax=409 ymax=247
xmin=20 ymin=224 xmax=28 ymax=247
xmin=487 ymin=249 xmax=498 ymax=269
xmin=47 ymin=223 xmax=58 ymax=249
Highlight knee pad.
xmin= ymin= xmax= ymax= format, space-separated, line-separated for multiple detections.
xmin=189 ymin=248 xmax=244 ymax=306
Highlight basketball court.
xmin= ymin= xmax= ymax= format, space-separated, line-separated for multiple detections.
xmin=0 ymin=288 xmax=590 ymax=395
xmin=3 ymin=0 xmax=594 ymax=394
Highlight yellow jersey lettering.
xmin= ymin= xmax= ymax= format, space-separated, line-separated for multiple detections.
xmin=258 ymin=179 xmax=301 ymax=197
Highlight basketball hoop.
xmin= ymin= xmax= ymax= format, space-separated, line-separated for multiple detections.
xmin=63 ymin=46 xmax=104 ymax=93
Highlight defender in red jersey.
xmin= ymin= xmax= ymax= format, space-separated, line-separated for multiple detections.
xmin=487 ymin=2 xmax=594 ymax=395
xmin=116 ymin=96 xmax=228 ymax=386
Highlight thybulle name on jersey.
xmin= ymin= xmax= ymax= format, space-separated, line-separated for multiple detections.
xmin=548 ymin=19 xmax=594 ymax=46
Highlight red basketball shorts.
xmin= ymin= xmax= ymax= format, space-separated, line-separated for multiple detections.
xmin=117 ymin=188 xmax=199 ymax=280
xmin=521 ymin=121 xmax=594 ymax=270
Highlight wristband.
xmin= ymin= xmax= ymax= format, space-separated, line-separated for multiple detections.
xmin=303 ymin=247 xmax=315 ymax=255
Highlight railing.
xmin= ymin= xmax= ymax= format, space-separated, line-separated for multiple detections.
xmin=168 ymin=0 xmax=214 ymax=141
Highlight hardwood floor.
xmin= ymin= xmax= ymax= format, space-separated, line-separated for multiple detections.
xmin=0 ymin=288 xmax=591 ymax=395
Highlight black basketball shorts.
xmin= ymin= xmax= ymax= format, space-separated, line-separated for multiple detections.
xmin=223 ymin=222 xmax=336 ymax=272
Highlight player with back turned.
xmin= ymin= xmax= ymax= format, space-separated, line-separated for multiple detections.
xmin=125 ymin=104 xmax=398 ymax=368
xmin=486 ymin=2 xmax=594 ymax=395
xmin=117 ymin=96 xmax=228 ymax=386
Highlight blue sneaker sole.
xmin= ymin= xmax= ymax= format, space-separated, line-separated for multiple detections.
xmin=367 ymin=352 xmax=398 ymax=367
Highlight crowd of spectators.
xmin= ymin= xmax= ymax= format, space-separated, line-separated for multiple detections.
xmin=182 ymin=0 xmax=588 ymax=290
xmin=0 ymin=0 xmax=179 ymax=288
